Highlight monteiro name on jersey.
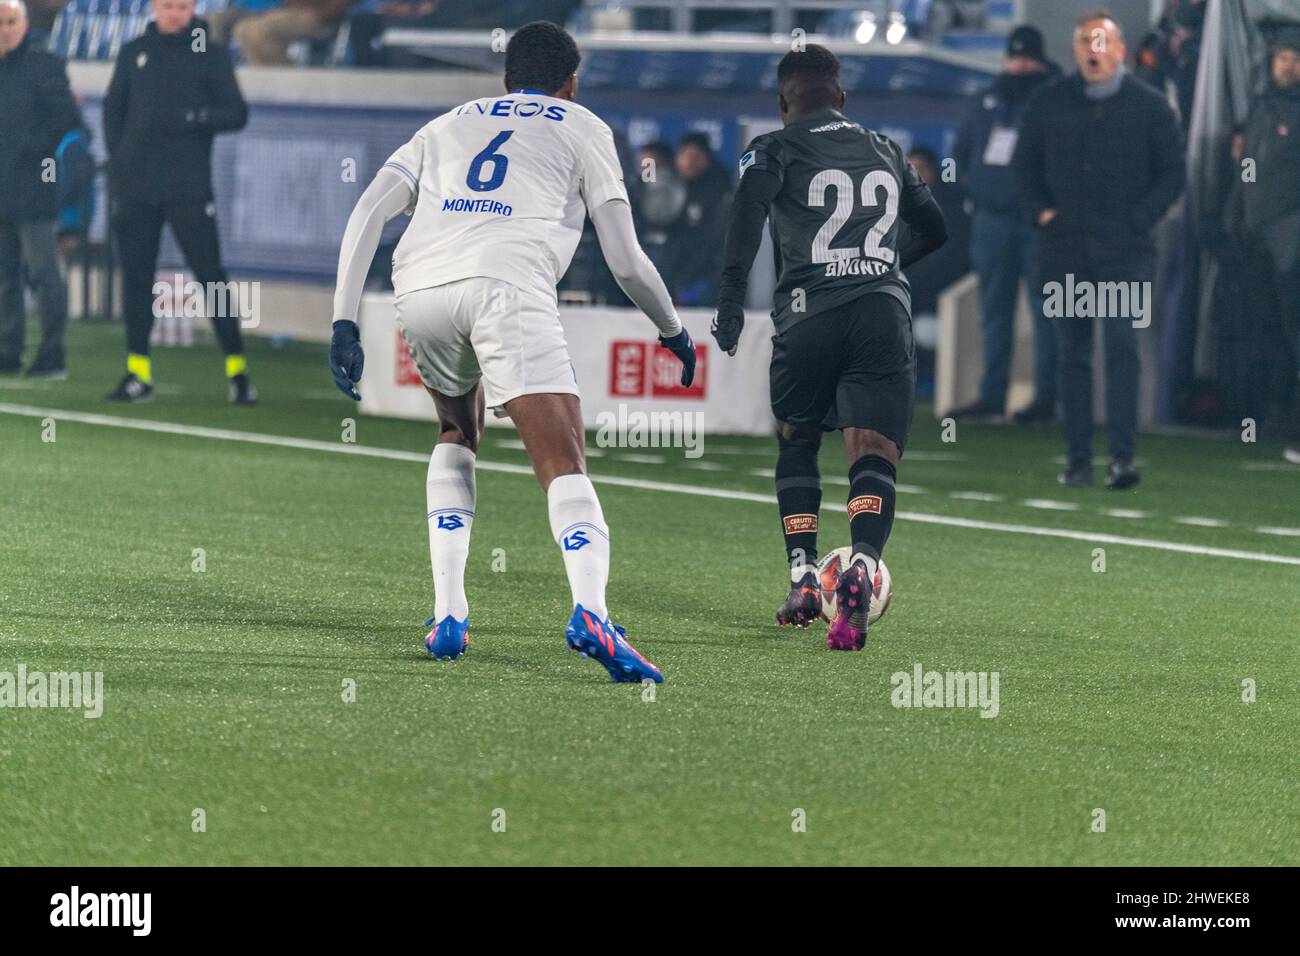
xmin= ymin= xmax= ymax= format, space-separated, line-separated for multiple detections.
xmin=382 ymin=93 xmax=628 ymax=298
xmin=724 ymin=108 xmax=936 ymax=333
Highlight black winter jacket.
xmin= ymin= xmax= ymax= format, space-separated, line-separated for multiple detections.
xmin=102 ymin=19 xmax=247 ymax=204
xmin=0 ymin=37 xmax=84 ymax=222
xmin=1239 ymin=83 xmax=1300 ymax=235
xmin=1013 ymin=72 xmax=1185 ymax=278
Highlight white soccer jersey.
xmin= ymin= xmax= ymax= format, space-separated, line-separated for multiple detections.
xmin=383 ymin=94 xmax=629 ymax=297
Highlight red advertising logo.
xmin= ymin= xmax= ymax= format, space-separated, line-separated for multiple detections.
xmin=609 ymin=341 xmax=647 ymax=397
xmin=608 ymin=340 xmax=706 ymax=399
xmin=395 ymin=330 xmax=423 ymax=387
xmin=651 ymin=342 xmax=706 ymax=398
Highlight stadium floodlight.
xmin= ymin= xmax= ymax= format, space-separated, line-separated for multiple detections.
xmin=885 ymin=12 xmax=907 ymax=45
xmin=854 ymin=12 xmax=877 ymax=45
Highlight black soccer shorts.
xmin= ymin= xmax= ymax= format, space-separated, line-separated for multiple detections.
xmin=768 ymin=291 xmax=916 ymax=454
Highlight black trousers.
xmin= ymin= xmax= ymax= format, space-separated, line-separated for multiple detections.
xmin=1041 ymin=260 xmax=1147 ymax=465
xmin=112 ymin=197 xmax=244 ymax=358
xmin=1245 ymin=231 xmax=1300 ymax=416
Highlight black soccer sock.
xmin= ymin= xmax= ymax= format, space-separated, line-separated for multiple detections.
xmin=847 ymin=454 xmax=897 ymax=571
xmin=211 ymin=314 xmax=246 ymax=359
xmin=776 ymin=435 xmax=822 ymax=577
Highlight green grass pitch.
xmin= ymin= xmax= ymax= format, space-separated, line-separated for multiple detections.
xmin=1 ymin=322 xmax=1297 ymax=865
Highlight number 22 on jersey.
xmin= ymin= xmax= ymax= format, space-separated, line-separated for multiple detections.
xmin=808 ymin=168 xmax=899 ymax=266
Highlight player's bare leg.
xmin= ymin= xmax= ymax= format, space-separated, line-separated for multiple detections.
xmin=505 ymin=392 xmax=664 ymax=682
xmin=773 ymin=419 xmax=825 ymax=627
xmin=501 ymin=392 xmax=587 ymax=491
xmin=827 ymin=427 xmax=900 ymax=651
xmin=421 ymin=385 xmax=485 ymax=660
xmin=430 ymin=384 xmax=486 ymax=451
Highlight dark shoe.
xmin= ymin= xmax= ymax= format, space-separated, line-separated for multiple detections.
xmin=1105 ymin=457 xmax=1140 ymax=490
xmin=775 ymin=571 xmax=824 ymax=628
xmin=1011 ymin=400 xmax=1054 ymax=425
xmin=826 ymin=562 xmax=870 ymax=652
xmin=945 ymin=399 xmax=1004 ymax=423
xmin=25 ymin=357 xmax=67 ymax=380
xmin=106 ymin=372 xmax=153 ymax=403
xmin=1058 ymin=460 xmax=1092 ymax=487
xmin=228 ymin=373 xmax=258 ymax=405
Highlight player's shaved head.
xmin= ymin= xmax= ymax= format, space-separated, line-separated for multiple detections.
xmin=504 ymin=21 xmax=581 ymax=98
xmin=777 ymin=45 xmax=846 ymax=122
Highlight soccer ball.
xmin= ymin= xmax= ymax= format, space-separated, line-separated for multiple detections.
xmin=816 ymin=547 xmax=892 ymax=625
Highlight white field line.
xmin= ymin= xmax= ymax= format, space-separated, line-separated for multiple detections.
xmin=1242 ymin=461 xmax=1300 ymax=471
xmin=4 ymin=403 xmax=1300 ymax=567
xmin=1103 ymin=509 xmax=1152 ymax=519
xmin=951 ymin=491 xmax=1004 ymax=502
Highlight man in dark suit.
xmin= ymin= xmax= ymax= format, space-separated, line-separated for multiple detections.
xmin=0 ymin=0 xmax=83 ymax=378
xmin=1014 ymin=11 xmax=1185 ymax=489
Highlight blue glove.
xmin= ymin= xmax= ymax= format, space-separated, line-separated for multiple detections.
xmin=330 ymin=319 xmax=364 ymax=400
xmin=711 ymin=304 xmax=744 ymax=356
xmin=658 ymin=327 xmax=696 ymax=387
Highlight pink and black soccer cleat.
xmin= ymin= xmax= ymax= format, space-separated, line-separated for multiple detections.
xmin=826 ymin=562 xmax=870 ymax=651
xmin=776 ymin=572 xmax=824 ymax=627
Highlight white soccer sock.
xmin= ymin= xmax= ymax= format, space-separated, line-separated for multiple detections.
xmin=850 ymin=551 xmax=879 ymax=583
xmin=427 ymin=443 xmax=476 ymax=621
xmin=547 ymin=473 xmax=610 ymax=620
xmin=790 ymin=562 xmax=818 ymax=584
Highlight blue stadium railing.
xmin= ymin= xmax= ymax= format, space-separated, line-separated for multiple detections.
xmin=48 ymin=0 xmax=233 ymax=61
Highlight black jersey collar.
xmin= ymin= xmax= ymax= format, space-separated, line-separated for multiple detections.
xmin=787 ymin=107 xmax=855 ymax=130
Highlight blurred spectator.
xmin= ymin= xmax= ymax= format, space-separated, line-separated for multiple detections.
xmin=1014 ymin=12 xmax=1185 ymax=489
xmin=931 ymin=0 xmax=986 ymax=32
xmin=234 ymin=0 xmax=358 ymax=65
xmin=207 ymin=0 xmax=283 ymax=47
xmin=103 ymin=0 xmax=254 ymax=403
xmin=20 ymin=0 xmax=60 ymax=47
xmin=949 ymin=25 xmax=1058 ymax=424
xmin=904 ymin=145 xmax=970 ymax=397
xmin=0 ymin=0 xmax=83 ymax=378
xmin=54 ymin=126 xmax=94 ymax=260
xmin=1134 ymin=0 xmax=1205 ymax=130
xmin=558 ymin=123 xmax=635 ymax=306
xmin=670 ymin=131 xmax=731 ymax=307
xmin=1230 ymin=28 xmax=1300 ymax=455
xmin=632 ymin=140 xmax=686 ymax=288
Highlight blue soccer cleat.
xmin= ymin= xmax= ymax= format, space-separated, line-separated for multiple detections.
xmin=565 ymin=604 xmax=664 ymax=684
xmin=424 ymin=615 xmax=470 ymax=660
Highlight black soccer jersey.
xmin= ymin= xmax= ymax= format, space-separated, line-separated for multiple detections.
xmin=735 ymin=108 xmax=932 ymax=332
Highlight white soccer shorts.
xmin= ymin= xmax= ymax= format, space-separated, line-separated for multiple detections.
xmin=395 ymin=276 xmax=579 ymax=410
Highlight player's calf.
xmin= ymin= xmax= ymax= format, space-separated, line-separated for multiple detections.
xmin=774 ymin=425 xmax=823 ymax=627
